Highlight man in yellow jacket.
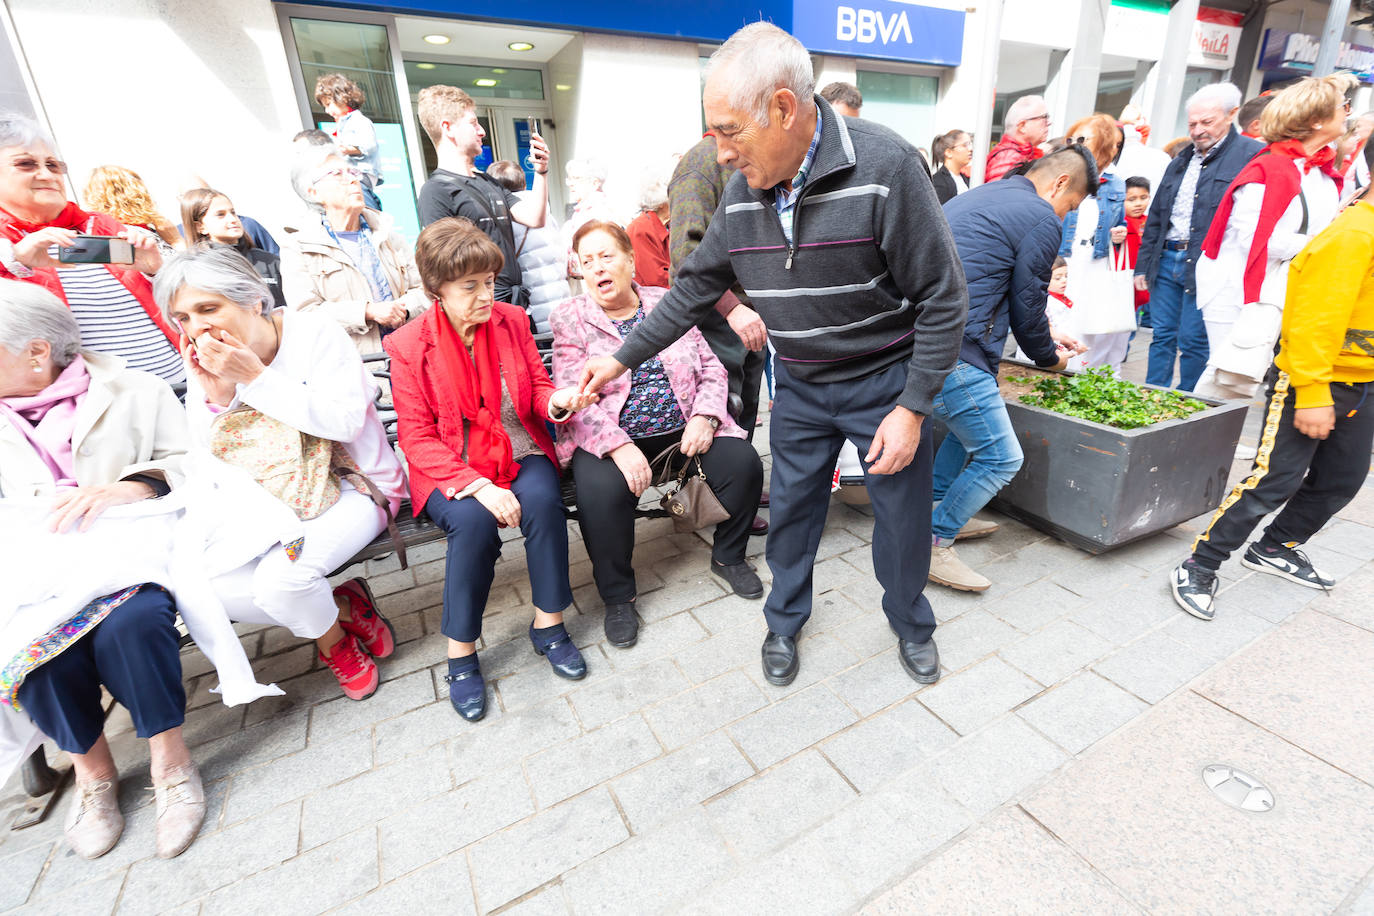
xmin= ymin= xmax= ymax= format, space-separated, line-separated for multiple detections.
xmin=1171 ymin=185 xmax=1374 ymax=621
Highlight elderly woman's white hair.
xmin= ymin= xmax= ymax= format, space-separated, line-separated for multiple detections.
xmin=704 ymin=22 xmax=816 ymax=127
xmin=565 ymin=158 xmax=608 ymax=187
xmin=637 ymin=159 xmax=675 ymax=212
xmin=152 ymin=247 xmax=273 ymax=322
xmin=289 ymin=143 xmax=344 ymax=213
xmin=0 ymin=279 xmax=82 ymax=368
xmin=0 ymin=112 xmax=56 ymax=152
xmin=1187 ymin=82 xmax=1243 ymax=115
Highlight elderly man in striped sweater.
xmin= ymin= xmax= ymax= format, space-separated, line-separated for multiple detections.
xmin=580 ymin=22 xmax=967 ymax=688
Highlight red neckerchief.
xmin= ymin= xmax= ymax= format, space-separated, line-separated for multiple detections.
xmin=1201 ymin=140 xmax=1343 ymax=303
xmin=434 ymin=303 xmax=516 ymax=488
xmin=1049 ymin=291 xmax=1074 ymax=309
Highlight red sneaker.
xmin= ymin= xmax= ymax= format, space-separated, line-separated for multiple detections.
xmin=319 ymin=634 xmax=379 ymax=701
xmin=335 ymin=578 xmax=395 ymax=659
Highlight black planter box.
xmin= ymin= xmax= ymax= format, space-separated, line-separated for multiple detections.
xmin=980 ymin=374 xmax=1249 ymax=554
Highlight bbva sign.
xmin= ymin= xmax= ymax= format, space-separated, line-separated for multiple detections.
xmin=835 ymin=5 xmax=914 ymax=45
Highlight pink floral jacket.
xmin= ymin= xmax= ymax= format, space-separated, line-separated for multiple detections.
xmin=550 ymin=284 xmax=746 ymax=466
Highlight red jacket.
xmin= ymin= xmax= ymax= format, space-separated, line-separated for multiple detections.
xmin=985 ymin=137 xmax=1043 ymax=182
xmin=627 ymin=210 xmax=670 ymax=288
xmin=0 ymin=203 xmax=178 ymax=347
xmin=384 ymin=301 xmax=560 ymax=515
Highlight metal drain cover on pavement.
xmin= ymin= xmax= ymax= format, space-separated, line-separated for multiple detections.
xmin=1202 ymin=765 xmax=1274 ymax=812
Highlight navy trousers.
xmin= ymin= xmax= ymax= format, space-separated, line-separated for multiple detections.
xmin=424 ymin=455 xmax=573 ymax=642
xmin=763 ymin=360 xmax=937 ymax=643
xmin=18 ymin=585 xmax=186 ymax=755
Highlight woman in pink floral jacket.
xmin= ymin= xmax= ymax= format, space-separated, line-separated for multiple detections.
xmin=551 ymin=221 xmax=764 ymax=648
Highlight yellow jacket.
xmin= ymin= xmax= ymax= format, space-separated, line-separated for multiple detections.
xmin=1280 ymin=199 xmax=1374 ymax=408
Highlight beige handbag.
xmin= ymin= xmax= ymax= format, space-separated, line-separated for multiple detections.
xmin=209 ymin=407 xmax=407 ymax=566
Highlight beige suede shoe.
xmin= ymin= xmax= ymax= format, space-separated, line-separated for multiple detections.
xmin=955 ymin=516 xmax=1001 ymax=541
xmin=929 ymin=545 xmax=992 ymax=592
xmin=63 ymin=778 xmax=124 ymax=859
xmin=153 ymin=762 xmax=206 ymax=859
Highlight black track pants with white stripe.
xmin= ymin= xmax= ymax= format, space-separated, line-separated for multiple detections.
xmin=1192 ymin=367 xmax=1374 ymax=571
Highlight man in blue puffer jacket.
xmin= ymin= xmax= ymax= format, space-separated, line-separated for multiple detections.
xmin=929 ymin=148 xmax=1096 ymax=592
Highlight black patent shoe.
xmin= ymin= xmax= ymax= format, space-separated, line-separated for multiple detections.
xmin=445 ymin=661 xmax=487 ymax=721
xmin=898 ymin=637 xmax=940 ymax=684
xmin=530 ymin=624 xmax=588 ymax=680
xmin=761 ymin=632 xmax=799 ymax=686
xmin=603 ymin=601 xmax=639 ymax=648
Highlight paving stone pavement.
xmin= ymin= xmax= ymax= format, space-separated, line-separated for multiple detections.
xmin=4 ymin=363 xmax=1373 ymax=914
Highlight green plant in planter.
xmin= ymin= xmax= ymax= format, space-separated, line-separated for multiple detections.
xmin=1011 ymin=367 xmax=1208 ymax=430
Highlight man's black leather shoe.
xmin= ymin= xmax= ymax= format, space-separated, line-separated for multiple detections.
xmin=603 ymin=601 xmax=639 ymax=648
xmin=761 ymin=632 xmax=799 ymax=686
xmin=711 ymin=561 xmax=765 ymax=599
xmin=898 ymin=637 xmax=940 ymax=684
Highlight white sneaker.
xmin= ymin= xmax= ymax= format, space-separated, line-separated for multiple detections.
xmin=929 ymin=545 xmax=992 ymax=592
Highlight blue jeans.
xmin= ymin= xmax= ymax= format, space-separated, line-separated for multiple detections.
xmin=930 ymin=361 xmax=1024 ymax=543
xmin=1145 ymin=248 xmax=1209 ymax=391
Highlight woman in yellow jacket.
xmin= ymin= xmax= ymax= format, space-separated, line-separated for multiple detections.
xmin=1170 ymin=156 xmax=1374 ymax=623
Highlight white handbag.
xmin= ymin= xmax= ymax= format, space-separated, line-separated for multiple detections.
xmin=1209 ymin=301 xmax=1282 ymax=383
xmin=1069 ymin=244 xmax=1138 ymax=336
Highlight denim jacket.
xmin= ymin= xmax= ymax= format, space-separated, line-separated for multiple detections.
xmin=1058 ymin=172 xmax=1126 ymax=259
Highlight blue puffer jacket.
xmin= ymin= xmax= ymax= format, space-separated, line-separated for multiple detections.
xmin=1058 ymin=172 xmax=1126 ymax=259
xmin=942 ymin=175 xmax=1062 ymax=375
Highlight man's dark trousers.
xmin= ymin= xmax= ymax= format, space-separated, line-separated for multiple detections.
xmin=1192 ymin=368 xmax=1374 ymax=569
xmin=763 ymin=359 xmax=937 ymax=643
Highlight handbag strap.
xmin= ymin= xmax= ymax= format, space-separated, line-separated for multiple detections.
xmin=647 ymin=442 xmax=683 ymax=487
xmin=336 ymin=467 xmax=408 ymax=570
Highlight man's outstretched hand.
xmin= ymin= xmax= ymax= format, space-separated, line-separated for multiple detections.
xmin=580 ymin=356 xmax=629 ymax=396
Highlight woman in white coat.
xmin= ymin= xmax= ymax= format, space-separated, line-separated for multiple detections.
xmin=155 ymin=247 xmax=408 ymax=702
xmin=1196 ymin=74 xmax=1353 ymax=400
xmin=0 ymin=279 xmax=204 ymax=861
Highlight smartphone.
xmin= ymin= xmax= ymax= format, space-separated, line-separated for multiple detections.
xmin=58 ymin=235 xmax=134 ymax=265
xmin=526 ymin=117 xmax=540 ymax=137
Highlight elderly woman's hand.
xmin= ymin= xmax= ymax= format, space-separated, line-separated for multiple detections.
xmin=119 ymin=226 xmax=163 ymax=275
xmin=679 ymin=415 xmax=717 ymax=457
xmin=193 ymin=329 xmax=267 ymax=387
xmin=48 ymin=480 xmax=157 ymax=534
xmin=180 ymin=334 xmax=244 ymax=407
xmin=550 ymin=386 xmax=598 ymax=413
xmin=12 ymin=226 xmax=78 ymax=270
xmin=473 ymin=483 xmax=521 ymax=528
xmin=610 ymin=443 xmax=652 ymax=497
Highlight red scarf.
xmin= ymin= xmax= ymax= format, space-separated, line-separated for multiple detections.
xmin=434 ymin=304 xmax=516 ymax=488
xmin=1201 ymin=140 xmax=1343 ymax=304
xmin=1049 ymin=291 xmax=1074 ymax=309
xmin=0 ymin=202 xmax=178 ymax=346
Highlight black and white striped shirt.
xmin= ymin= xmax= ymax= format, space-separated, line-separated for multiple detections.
xmin=59 ymin=263 xmax=185 ymax=384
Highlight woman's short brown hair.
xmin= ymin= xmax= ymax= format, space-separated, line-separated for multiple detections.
xmin=1261 ymin=73 xmax=1358 ymax=142
xmin=314 ymin=73 xmax=365 ymax=110
xmin=414 ymin=218 xmax=504 ymax=299
xmin=571 ymin=220 xmax=633 ymax=259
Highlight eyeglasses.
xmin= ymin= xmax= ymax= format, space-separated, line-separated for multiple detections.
xmin=9 ymin=156 xmax=68 ymax=175
xmin=1025 ymin=113 xmax=1051 ymax=123
xmin=314 ymin=167 xmax=362 ymax=185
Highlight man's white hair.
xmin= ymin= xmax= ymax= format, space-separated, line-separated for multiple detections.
xmin=1004 ymin=95 xmax=1046 ymax=133
xmin=1187 ymin=82 xmax=1243 ymax=115
xmin=704 ymin=21 xmax=816 ymax=127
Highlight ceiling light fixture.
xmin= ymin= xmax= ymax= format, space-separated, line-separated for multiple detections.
xmin=415 ymin=62 xmax=436 ymax=70
xmin=507 ymin=41 xmax=534 ymax=51
xmin=491 ymin=68 xmax=507 ymax=74
xmin=423 ymin=34 xmax=450 ymax=44
xmin=555 ymin=84 xmax=572 ymax=91
xmin=474 ymin=78 xmax=499 ymax=87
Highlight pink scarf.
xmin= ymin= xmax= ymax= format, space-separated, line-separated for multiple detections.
xmin=0 ymin=356 xmax=91 ymax=486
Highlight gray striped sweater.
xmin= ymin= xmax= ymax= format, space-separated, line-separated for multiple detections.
xmin=615 ymin=97 xmax=968 ymax=416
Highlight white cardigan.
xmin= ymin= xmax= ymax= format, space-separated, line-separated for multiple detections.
xmin=184 ymin=309 xmax=408 ymax=513
xmin=1196 ymin=163 xmax=1340 ymax=323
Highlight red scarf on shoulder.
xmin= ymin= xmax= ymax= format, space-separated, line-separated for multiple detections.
xmin=1200 ymin=140 xmax=1343 ymax=303
xmin=0 ymin=201 xmax=178 ymax=346
xmin=434 ymin=304 xmax=516 ymax=488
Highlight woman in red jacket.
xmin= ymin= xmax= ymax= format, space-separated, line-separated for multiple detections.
xmin=385 ymin=219 xmax=597 ymax=721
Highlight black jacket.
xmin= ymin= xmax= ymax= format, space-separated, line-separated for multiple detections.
xmin=1134 ymin=127 xmax=1262 ymax=295
xmin=931 ymin=166 xmax=965 ymax=205
xmin=941 ymin=175 xmax=1061 ymax=375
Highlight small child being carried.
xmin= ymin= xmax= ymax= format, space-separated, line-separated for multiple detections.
xmin=1017 ymin=257 xmax=1086 ymax=371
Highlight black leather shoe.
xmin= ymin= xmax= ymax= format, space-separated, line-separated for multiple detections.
xmin=444 ymin=664 xmax=487 ymax=722
xmin=603 ymin=601 xmax=639 ymax=648
xmin=761 ymin=632 xmax=799 ymax=686
xmin=898 ymin=637 xmax=940 ymax=684
xmin=711 ymin=561 xmax=765 ymax=599
xmin=749 ymin=515 xmax=769 ymax=536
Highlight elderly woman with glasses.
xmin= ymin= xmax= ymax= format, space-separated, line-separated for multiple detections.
xmin=0 ymin=114 xmax=182 ymax=384
xmin=281 ymin=145 xmax=427 ymax=354
xmin=0 ymin=279 xmax=203 ymax=861
xmin=157 ymin=247 xmax=408 ymax=702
